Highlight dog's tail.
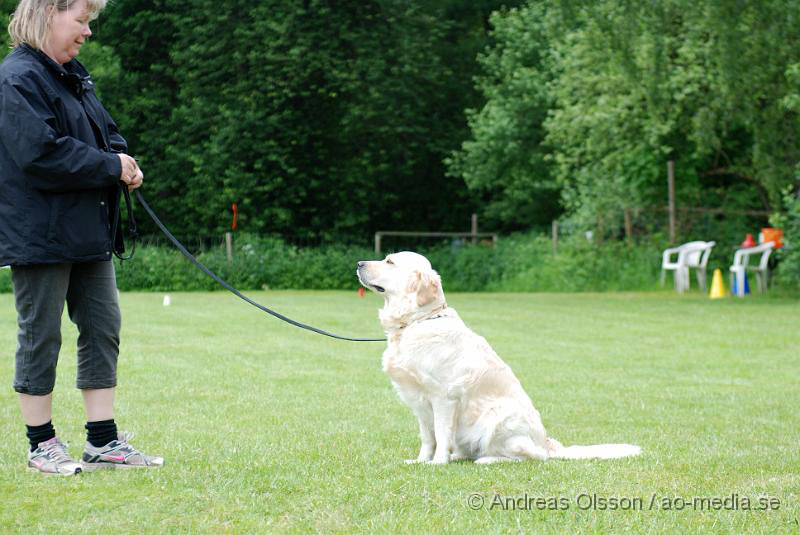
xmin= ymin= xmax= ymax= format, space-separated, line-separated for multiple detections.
xmin=546 ymin=438 xmax=641 ymax=460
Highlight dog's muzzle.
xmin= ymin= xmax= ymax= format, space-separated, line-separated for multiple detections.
xmin=357 ymin=262 xmax=385 ymax=293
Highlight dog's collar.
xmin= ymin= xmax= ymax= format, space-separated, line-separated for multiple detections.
xmin=381 ymin=304 xmax=449 ymax=336
xmin=422 ymin=304 xmax=448 ymax=321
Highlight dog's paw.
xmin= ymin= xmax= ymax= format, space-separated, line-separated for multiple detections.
xmin=475 ymin=456 xmax=520 ymax=465
xmin=404 ymin=459 xmax=424 ymax=465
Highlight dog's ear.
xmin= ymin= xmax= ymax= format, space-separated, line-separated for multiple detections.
xmin=416 ymin=271 xmax=441 ymax=307
xmin=406 ymin=272 xmax=421 ymax=294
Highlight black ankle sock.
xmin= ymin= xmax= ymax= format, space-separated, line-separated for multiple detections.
xmin=85 ymin=419 xmax=118 ymax=448
xmin=26 ymin=421 xmax=56 ymax=452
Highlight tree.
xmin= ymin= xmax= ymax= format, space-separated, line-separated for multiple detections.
xmin=549 ymin=0 xmax=800 ymax=227
xmin=447 ymin=2 xmax=561 ymax=232
xmin=453 ymin=0 xmax=800 ymax=235
xmin=2 ymin=0 xmax=533 ymax=241
xmin=2 ymin=0 xmax=17 ymax=58
xmin=92 ymin=0 xmax=508 ymax=242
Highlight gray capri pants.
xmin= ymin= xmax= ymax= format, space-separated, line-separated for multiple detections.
xmin=11 ymin=261 xmax=121 ymax=395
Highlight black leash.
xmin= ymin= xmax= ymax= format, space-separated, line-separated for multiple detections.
xmin=110 ymin=183 xmax=137 ymax=261
xmin=119 ymin=189 xmax=385 ymax=342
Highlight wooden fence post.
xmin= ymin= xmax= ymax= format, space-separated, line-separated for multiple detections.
xmin=471 ymin=213 xmax=478 ymax=245
xmin=668 ymin=160 xmax=676 ymax=244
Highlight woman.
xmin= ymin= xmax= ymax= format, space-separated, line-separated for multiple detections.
xmin=1 ymin=0 xmax=162 ymax=475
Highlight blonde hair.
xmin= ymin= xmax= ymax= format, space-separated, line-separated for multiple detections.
xmin=8 ymin=0 xmax=108 ymax=50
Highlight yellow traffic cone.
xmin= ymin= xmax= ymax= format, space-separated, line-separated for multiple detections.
xmin=709 ymin=268 xmax=726 ymax=299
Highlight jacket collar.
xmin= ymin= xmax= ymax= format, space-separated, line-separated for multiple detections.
xmin=19 ymin=44 xmax=92 ymax=95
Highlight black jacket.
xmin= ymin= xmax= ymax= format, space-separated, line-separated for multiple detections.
xmin=0 ymin=45 xmax=125 ymax=266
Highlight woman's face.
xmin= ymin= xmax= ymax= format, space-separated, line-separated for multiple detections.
xmin=43 ymin=0 xmax=92 ymax=64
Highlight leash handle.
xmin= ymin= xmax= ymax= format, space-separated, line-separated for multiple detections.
xmin=110 ymin=182 xmax=137 ymax=262
xmin=133 ymin=190 xmax=386 ymax=343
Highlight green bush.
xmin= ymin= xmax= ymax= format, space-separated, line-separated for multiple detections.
xmin=0 ymin=267 xmax=11 ymax=293
xmin=108 ymin=231 xmax=671 ymax=293
xmin=426 ymin=234 xmax=665 ymax=293
xmin=112 ymin=234 xmax=374 ymax=292
xmin=770 ymin=189 xmax=800 ymax=289
xmin=1 ymin=228 xmax=796 ymax=293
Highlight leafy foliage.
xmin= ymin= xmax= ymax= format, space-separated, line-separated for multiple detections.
xmin=85 ymin=0 xmax=517 ymax=241
xmin=2 ymin=0 xmax=519 ymax=240
xmin=2 ymin=0 xmax=799 ymax=288
xmin=447 ymin=3 xmax=561 ymax=232
xmin=0 ymin=232 xmax=670 ymax=293
xmin=450 ymin=0 xmax=800 ymax=238
xmin=770 ymin=185 xmax=800 ymax=287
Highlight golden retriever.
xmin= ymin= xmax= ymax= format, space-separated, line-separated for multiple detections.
xmin=356 ymin=251 xmax=641 ymax=464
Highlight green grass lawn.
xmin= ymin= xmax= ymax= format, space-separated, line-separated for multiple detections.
xmin=0 ymin=290 xmax=798 ymax=534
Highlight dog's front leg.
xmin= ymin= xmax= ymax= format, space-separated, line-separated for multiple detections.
xmin=411 ymin=413 xmax=436 ymax=463
xmin=430 ymin=398 xmax=458 ymax=464
xmin=404 ymin=403 xmax=435 ymax=464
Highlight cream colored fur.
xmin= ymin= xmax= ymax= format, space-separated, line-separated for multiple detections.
xmin=356 ymin=251 xmax=641 ymax=464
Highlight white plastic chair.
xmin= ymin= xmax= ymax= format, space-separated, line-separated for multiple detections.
xmin=729 ymin=242 xmax=774 ymax=297
xmin=661 ymin=241 xmax=716 ymax=293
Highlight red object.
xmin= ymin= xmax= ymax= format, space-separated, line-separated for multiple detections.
xmin=741 ymin=233 xmax=756 ymax=248
xmin=761 ymin=227 xmax=783 ymax=249
xmin=231 ymin=203 xmax=238 ymax=230
xmin=358 ymin=287 xmax=366 ymax=298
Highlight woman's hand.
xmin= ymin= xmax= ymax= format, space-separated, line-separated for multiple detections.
xmin=118 ymin=153 xmax=143 ymax=191
xmin=127 ymin=166 xmax=143 ymax=192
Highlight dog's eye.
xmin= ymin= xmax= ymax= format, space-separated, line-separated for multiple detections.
xmin=386 ymin=259 xmax=394 ymax=265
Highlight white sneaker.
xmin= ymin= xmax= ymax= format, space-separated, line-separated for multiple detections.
xmin=27 ymin=437 xmax=82 ymax=476
xmin=81 ymin=431 xmax=164 ymax=471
